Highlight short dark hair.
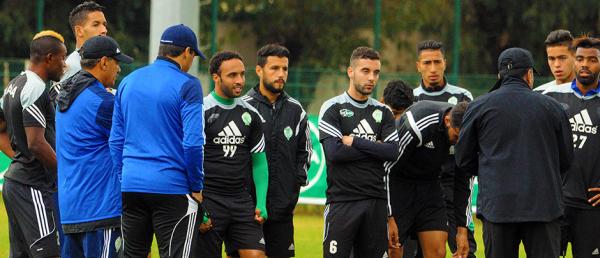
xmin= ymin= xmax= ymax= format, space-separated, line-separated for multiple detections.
xmin=349 ymin=46 xmax=380 ymax=66
xmin=417 ymin=40 xmax=445 ymax=56
xmin=257 ymin=44 xmax=290 ymax=67
xmin=572 ymin=36 xmax=600 ymax=51
xmin=449 ymin=101 xmax=469 ymax=128
xmin=30 ymin=36 xmax=64 ymax=63
xmin=68 ymin=1 xmax=104 ymax=32
xmin=158 ymin=43 xmax=186 ymax=57
xmin=209 ymin=51 xmax=244 ymax=76
xmin=383 ymin=80 xmax=414 ymax=110
xmin=544 ymin=29 xmax=574 ymax=48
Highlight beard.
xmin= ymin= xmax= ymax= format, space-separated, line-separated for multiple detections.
xmin=221 ymin=84 xmax=242 ymax=98
xmin=353 ymin=81 xmax=373 ymax=96
xmin=577 ymin=69 xmax=600 ymax=86
xmin=264 ymin=80 xmax=285 ymax=94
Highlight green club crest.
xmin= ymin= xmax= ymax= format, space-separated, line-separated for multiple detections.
xmin=448 ymin=96 xmax=458 ymax=105
xmin=284 ymin=126 xmax=293 ymax=140
xmin=115 ymin=236 xmax=122 ymax=252
xmin=242 ymin=112 xmax=252 ymax=126
xmin=372 ymin=110 xmax=383 ymax=123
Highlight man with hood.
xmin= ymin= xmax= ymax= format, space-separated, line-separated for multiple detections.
xmin=55 ymin=35 xmax=133 ymax=257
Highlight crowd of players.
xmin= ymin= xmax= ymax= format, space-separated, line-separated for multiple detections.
xmin=0 ymin=1 xmax=599 ymax=258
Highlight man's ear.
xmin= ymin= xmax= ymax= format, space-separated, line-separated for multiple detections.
xmin=444 ymin=114 xmax=451 ymax=127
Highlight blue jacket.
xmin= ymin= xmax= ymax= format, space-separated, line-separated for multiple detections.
xmin=56 ymin=71 xmax=120 ymax=225
xmin=110 ymin=57 xmax=205 ymax=194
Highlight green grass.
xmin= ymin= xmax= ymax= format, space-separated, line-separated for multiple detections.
xmin=1 ymin=198 xmax=572 ymax=257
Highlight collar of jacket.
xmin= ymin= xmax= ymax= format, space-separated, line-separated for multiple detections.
xmin=420 ymin=77 xmax=448 ymax=92
xmin=57 ymin=70 xmax=99 ymax=112
xmin=248 ymin=84 xmax=288 ymax=106
xmin=490 ymin=76 xmax=531 ymax=92
xmin=155 ymin=56 xmax=182 ymax=70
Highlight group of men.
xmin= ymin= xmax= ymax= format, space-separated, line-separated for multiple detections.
xmin=1 ymin=2 xmax=311 ymax=258
xmin=319 ymin=31 xmax=599 ymax=258
xmin=0 ymin=1 xmax=599 ymax=258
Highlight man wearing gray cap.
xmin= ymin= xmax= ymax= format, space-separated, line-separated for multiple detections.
xmin=453 ymin=48 xmax=573 ymax=258
xmin=56 ymin=35 xmax=133 ymax=257
xmin=109 ymin=24 xmax=206 ymax=257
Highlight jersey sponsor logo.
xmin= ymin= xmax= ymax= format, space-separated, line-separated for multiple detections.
xmin=351 ymin=119 xmax=377 ymax=141
xmin=569 ymin=109 xmax=597 ymax=134
xmin=340 ymin=108 xmax=354 ymax=117
xmin=213 ymin=121 xmax=245 ymax=157
xmin=372 ymin=109 xmax=383 ymax=123
xmin=207 ymin=113 xmax=220 ymax=124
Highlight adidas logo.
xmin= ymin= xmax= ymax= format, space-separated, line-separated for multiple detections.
xmin=425 ymin=141 xmax=435 ymax=149
xmin=213 ymin=121 xmax=246 ymax=145
xmin=259 ymin=238 xmax=265 ymax=245
xmin=288 ymin=243 xmax=295 ymax=251
xmin=593 ymin=248 xmax=599 ymax=255
xmin=351 ymin=119 xmax=377 ymax=141
xmin=569 ymin=109 xmax=597 ymax=134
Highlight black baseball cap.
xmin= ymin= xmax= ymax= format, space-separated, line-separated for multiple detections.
xmin=160 ymin=24 xmax=206 ymax=60
xmin=79 ymin=36 xmax=134 ymax=64
xmin=489 ymin=47 xmax=538 ymax=92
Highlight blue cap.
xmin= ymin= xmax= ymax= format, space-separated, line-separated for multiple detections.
xmin=160 ymin=24 xmax=206 ymax=60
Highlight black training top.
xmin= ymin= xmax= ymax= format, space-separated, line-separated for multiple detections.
xmin=1 ymin=70 xmax=56 ymax=191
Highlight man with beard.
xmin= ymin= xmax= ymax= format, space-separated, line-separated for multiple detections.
xmin=198 ymin=51 xmax=269 ymax=258
xmin=1 ymin=30 xmax=66 ymax=258
xmin=543 ymin=36 xmax=600 ymax=258
xmin=242 ymin=44 xmax=312 ymax=258
xmin=534 ymin=30 xmax=576 ymax=92
xmin=319 ymin=46 xmax=399 ymax=258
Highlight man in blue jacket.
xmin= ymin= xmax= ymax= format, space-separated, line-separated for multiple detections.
xmin=109 ymin=24 xmax=206 ymax=257
xmin=56 ymin=36 xmax=133 ymax=257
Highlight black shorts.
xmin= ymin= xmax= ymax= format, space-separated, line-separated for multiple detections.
xmin=2 ymin=179 xmax=60 ymax=258
xmin=121 ymin=192 xmax=200 ymax=257
xmin=197 ymin=193 xmax=265 ymax=257
xmin=322 ymin=199 xmax=388 ymax=258
xmin=263 ymin=218 xmax=295 ymax=257
xmin=564 ymin=206 xmax=600 ymax=257
xmin=390 ymin=180 xmax=448 ymax=244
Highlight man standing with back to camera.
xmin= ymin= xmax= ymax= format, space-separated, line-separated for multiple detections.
xmin=243 ymin=43 xmax=312 ymax=258
xmin=319 ymin=46 xmax=399 ymax=258
xmin=109 ymin=24 xmax=206 ymax=257
xmin=454 ymin=47 xmax=573 ymax=258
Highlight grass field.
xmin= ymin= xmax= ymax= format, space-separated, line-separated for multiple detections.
xmin=0 ymin=197 xmax=572 ymax=257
